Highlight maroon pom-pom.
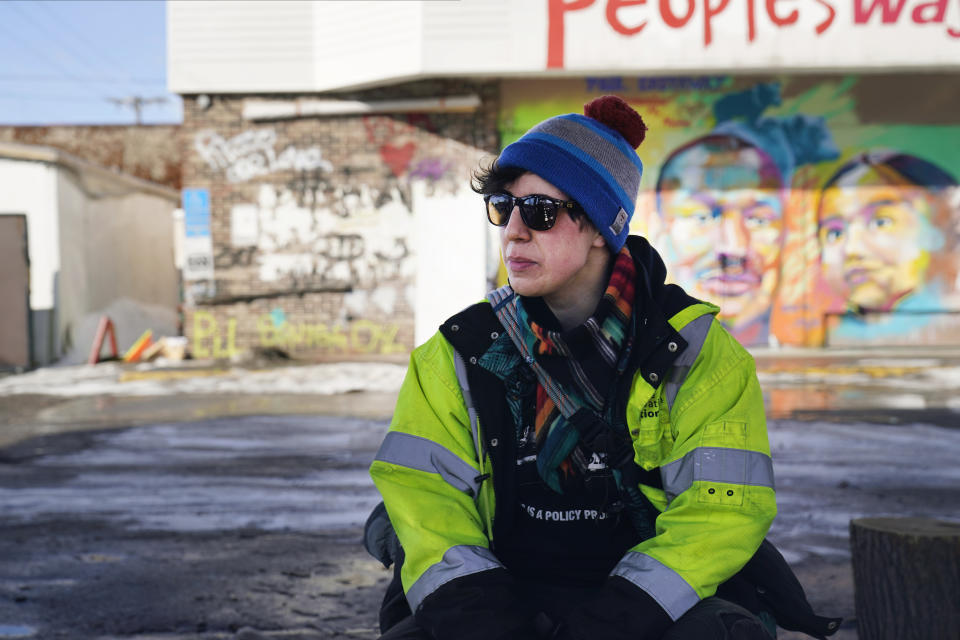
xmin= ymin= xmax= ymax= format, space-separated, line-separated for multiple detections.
xmin=584 ymin=95 xmax=647 ymax=149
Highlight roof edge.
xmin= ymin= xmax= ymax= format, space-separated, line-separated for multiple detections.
xmin=0 ymin=141 xmax=180 ymax=202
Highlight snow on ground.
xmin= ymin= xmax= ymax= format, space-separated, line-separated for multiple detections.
xmin=0 ymin=415 xmax=388 ymax=533
xmin=757 ymin=363 xmax=960 ymax=391
xmin=0 ymin=361 xmax=408 ymax=397
xmin=5 ymin=357 xmax=960 ymax=399
xmin=767 ymin=418 xmax=960 ymax=564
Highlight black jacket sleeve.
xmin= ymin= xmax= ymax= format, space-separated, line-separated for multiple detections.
xmin=551 ymin=576 xmax=673 ymax=640
xmin=415 ymin=568 xmax=539 ymax=640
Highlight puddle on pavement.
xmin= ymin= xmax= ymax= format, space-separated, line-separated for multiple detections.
xmin=0 ymin=416 xmax=388 ymax=532
xmin=0 ymin=626 xmax=35 ymax=638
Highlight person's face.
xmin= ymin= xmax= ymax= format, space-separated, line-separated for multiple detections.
xmin=498 ymin=172 xmax=606 ymax=306
xmin=818 ymin=175 xmax=938 ymax=311
xmin=658 ymin=145 xmax=784 ymax=328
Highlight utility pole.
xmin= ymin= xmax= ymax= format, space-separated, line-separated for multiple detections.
xmin=107 ymin=96 xmax=168 ymax=124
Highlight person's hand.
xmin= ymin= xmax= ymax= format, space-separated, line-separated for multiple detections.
xmin=533 ymin=612 xmax=561 ymax=639
xmin=549 ymin=577 xmax=672 ymax=640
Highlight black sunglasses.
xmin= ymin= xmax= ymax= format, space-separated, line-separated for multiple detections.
xmin=484 ymin=193 xmax=581 ymax=231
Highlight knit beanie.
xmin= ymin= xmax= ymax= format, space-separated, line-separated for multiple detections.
xmin=497 ymin=95 xmax=647 ymax=251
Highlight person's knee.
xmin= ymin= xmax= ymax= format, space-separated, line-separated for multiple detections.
xmin=663 ymin=597 xmax=773 ymax=640
xmin=378 ymin=614 xmax=431 ymax=640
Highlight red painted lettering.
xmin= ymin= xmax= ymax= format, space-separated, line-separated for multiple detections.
xmin=766 ymin=0 xmax=799 ymax=25
xmin=747 ymin=0 xmax=758 ymax=40
xmin=912 ymin=0 xmax=947 ymax=22
xmin=547 ymin=0 xmax=596 ymax=69
xmin=704 ymin=0 xmax=732 ymax=45
xmin=606 ymin=0 xmax=649 ymax=35
xmin=660 ymin=0 xmax=695 ymax=28
xmin=812 ymin=0 xmax=836 ymax=34
xmin=853 ymin=0 xmax=909 ymax=23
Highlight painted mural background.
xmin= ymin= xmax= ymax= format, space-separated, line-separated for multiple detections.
xmin=500 ymin=75 xmax=960 ymax=347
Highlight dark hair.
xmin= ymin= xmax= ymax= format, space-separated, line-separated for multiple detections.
xmin=821 ymin=150 xmax=958 ymax=192
xmin=655 ymin=134 xmax=784 ymax=194
xmin=471 ymin=158 xmax=589 ymax=226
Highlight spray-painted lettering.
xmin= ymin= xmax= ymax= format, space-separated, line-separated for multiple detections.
xmin=195 ymin=129 xmax=333 ymax=183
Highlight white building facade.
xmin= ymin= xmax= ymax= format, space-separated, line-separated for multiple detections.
xmin=0 ymin=144 xmax=180 ymax=368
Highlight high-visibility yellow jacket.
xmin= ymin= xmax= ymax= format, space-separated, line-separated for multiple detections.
xmin=370 ymin=236 xmax=776 ymax=637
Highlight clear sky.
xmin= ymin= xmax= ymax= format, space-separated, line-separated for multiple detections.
xmin=0 ymin=0 xmax=182 ymax=126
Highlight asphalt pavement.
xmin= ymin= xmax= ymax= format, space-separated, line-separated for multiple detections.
xmin=0 ymin=347 xmax=958 ymax=639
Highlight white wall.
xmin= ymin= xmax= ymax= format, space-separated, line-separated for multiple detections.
xmin=311 ymin=1 xmax=423 ymax=91
xmin=0 ymin=160 xmax=59 ymax=311
xmin=412 ymin=182 xmax=489 ymax=347
xmin=57 ymin=170 xmax=179 ymax=357
xmin=168 ymin=0 xmax=960 ymax=94
xmin=167 ymin=0 xmax=315 ymax=93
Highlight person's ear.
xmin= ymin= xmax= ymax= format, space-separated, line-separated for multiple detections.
xmin=592 ymin=232 xmax=606 ymax=248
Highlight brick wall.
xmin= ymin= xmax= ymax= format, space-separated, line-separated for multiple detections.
xmin=0 ymin=125 xmax=182 ymax=190
xmin=181 ymin=79 xmax=500 ymax=361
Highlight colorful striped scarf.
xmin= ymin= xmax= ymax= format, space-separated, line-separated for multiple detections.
xmin=516 ymin=246 xmax=636 ymax=492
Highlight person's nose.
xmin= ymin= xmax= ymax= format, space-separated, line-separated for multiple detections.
xmin=845 ymin=222 xmax=868 ymax=259
xmin=502 ymin=203 xmax=531 ymax=242
xmin=715 ymin=209 xmax=749 ymax=256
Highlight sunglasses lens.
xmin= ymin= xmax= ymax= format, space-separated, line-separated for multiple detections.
xmin=520 ymin=197 xmax=557 ymax=231
xmin=485 ymin=194 xmax=565 ymax=231
xmin=486 ymin=194 xmax=513 ymax=226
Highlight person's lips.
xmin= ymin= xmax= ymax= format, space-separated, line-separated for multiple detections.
xmin=507 ymin=256 xmax=537 ymax=272
xmin=845 ymin=268 xmax=873 ymax=285
xmin=702 ymin=272 xmax=761 ymax=297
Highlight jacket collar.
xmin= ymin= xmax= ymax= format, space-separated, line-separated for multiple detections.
xmin=440 ymin=237 xmax=703 ymax=387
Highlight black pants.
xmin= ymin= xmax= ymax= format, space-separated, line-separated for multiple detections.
xmin=380 ymin=594 xmax=773 ymax=640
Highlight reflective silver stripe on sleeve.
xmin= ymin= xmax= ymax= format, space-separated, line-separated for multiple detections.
xmin=407 ymin=544 xmax=503 ymax=612
xmin=375 ymin=431 xmax=482 ymax=496
xmin=612 ymin=552 xmax=700 ymax=621
xmin=660 ymin=447 xmax=775 ymax=503
xmin=665 ymin=314 xmax=713 ymax=412
xmin=453 ymin=351 xmax=484 ymax=466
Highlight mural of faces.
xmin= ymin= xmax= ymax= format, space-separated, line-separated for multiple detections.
xmin=656 ymin=135 xmax=785 ymax=344
xmin=499 ymin=76 xmax=960 ymax=346
xmin=817 ymin=153 xmax=954 ymax=313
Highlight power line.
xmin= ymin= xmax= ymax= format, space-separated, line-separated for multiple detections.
xmin=0 ymin=93 xmax=110 ymax=103
xmin=6 ymin=1 xmax=105 ymax=78
xmin=0 ymin=15 xmax=92 ymax=85
xmin=32 ymin=0 xmax=145 ymax=76
xmin=0 ymin=74 xmax=166 ymax=85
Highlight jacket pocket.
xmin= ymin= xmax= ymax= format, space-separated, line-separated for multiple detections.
xmin=696 ymin=421 xmax=748 ymax=507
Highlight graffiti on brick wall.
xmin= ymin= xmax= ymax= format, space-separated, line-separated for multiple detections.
xmin=191 ymin=309 xmax=406 ymax=357
xmin=230 ymin=184 xmax=414 ymax=289
xmin=363 ymin=114 xmax=464 ymax=197
xmin=257 ymin=309 xmax=406 ymax=354
xmin=203 ymin=114 xmax=483 ymax=292
xmin=195 ymin=129 xmax=333 ymax=183
xmin=190 ymin=112 xmax=484 ymax=340
xmin=192 ymin=311 xmax=242 ymax=359
xmin=284 ymin=168 xmax=413 ymax=216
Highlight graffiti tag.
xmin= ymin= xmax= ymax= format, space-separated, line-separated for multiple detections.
xmin=195 ymin=129 xmax=333 ymax=183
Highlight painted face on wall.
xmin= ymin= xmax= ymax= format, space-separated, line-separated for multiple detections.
xmin=818 ymin=166 xmax=942 ymax=311
xmin=657 ymin=139 xmax=785 ymax=337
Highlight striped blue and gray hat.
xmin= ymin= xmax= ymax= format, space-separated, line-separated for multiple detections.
xmin=497 ymin=95 xmax=647 ymax=251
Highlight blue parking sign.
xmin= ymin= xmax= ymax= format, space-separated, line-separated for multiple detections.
xmin=182 ymin=188 xmax=211 ymax=238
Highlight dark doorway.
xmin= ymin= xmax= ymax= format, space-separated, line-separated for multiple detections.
xmin=0 ymin=214 xmax=31 ymax=369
